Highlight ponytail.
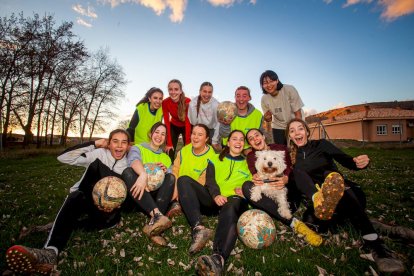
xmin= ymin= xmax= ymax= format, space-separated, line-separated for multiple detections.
xmin=219 ymin=145 xmax=230 ymax=161
xmin=177 ymin=93 xmax=187 ymax=122
xmin=196 ymin=95 xmax=202 ymax=118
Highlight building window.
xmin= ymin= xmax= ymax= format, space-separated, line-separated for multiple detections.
xmin=377 ymin=125 xmax=387 ymax=135
xmin=392 ymin=124 xmax=402 ymax=134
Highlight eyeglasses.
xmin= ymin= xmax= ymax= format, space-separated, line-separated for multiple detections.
xmin=262 ymin=79 xmax=277 ymax=87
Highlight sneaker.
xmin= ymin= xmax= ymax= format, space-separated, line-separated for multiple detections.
xmin=293 ymin=220 xmax=323 ymax=246
xmin=6 ymin=245 xmax=57 ymax=275
xmin=196 ymin=254 xmax=223 ymax=276
xmin=365 ymin=240 xmax=405 ymax=274
xmin=313 ymin=172 xmax=344 ymax=220
xmin=150 ymin=235 xmax=167 ymax=247
xmin=142 ymin=213 xmax=172 ymax=237
xmin=189 ymin=226 xmax=214 ymax=255
xmin=166 ymin=201 xmax=182 ymax=218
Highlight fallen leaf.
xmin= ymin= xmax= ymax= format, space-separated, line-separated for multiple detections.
xmin=133 ymin=256 xmax=142 ymax=262
xmin=227 ymin=262 xmax=234 ymax=272
xmin=360 ymin=253 xmax=375 ymax=262
xmin=316 ymin=265 xmax=328 ymax=275
xmin=167 ymin=258 xmax=175 ymax=266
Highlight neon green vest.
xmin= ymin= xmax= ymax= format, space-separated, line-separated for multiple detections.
xmin=209 ymin=154 xmax=252 ymax=197
xmin=179 ymin=144 xmax=216 ymax=181
xmin=223 ymin=108 xmax=263 ymax=148
xmin=137 ymin=144 xmax=171 ymax=168
xmin=134 ymin=103 xmax=163 ymax=144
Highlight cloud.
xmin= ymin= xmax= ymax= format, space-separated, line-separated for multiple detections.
xmin=99 ymin=0 xmax=255 ymax=22
xmin=98 ymin=0 xmax=187 ymax=22
xmin=72 ymin=4 xmax=98 ymax=18
xmin=76 ymin=18 xmax=93 ymax=28
xmin=303 ymin=107 xmax=318 ymax=117
xmin=332 ymin=102 xmax=346 ymax=109
xmin=207 ymin=0 xmax=256 ymax=7
xmin=343 ymin=0 xmax=373 ymax=8
xmin=378 ymin=0 xmax=414 ymax=21
xmin=340 ymin=0 xmax=414 ymax=21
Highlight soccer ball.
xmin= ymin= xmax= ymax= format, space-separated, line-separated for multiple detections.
xmin=237 ymin=209 xmax=276 ymax=249
xmin=217 ymin=101 xmax=237 ymax=124
xmin=144 ymin=163 xmax=165 ymax=191
xmin=92 ymin=176 xmax=127 ymax=210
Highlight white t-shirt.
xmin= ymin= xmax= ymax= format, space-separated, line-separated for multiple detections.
xmin=261 ymin=84 xmax=304 ymax=129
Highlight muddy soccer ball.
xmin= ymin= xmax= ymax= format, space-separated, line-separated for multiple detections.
xmin=92 ymin=176 xmax=127 ymax=210
xmin=237 ymin=209 xmax=276 ymax=249
xmin=217 ymin=101 xmax=237 ymax=124
xmin=144 ymin=163 xmax=165 ymax=191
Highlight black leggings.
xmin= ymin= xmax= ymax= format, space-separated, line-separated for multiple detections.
xmin=293 ymin=168 xmax=375 ymax=235
xmin=177 ymin=176 xmax=249 ymax=261
xmin=122 ymin=167 xmax=175 ymax=215
xmin=45 ymin=160 xmax=122 ymax=252
xmin=242 ymin=180 xmax=301 ymax=226
xmin=168 ymin=123 xmax=187 ymax=162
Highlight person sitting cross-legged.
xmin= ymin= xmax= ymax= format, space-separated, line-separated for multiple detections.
xmin=5 ymin=129 xmax=130 ymax=275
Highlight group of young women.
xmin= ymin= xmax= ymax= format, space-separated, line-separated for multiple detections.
xmin=121 ymin=72 xmax=405 ymax=275
xmin=5 ymin=71 xmax=405 ymax=275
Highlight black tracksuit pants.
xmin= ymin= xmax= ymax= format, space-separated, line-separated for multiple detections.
xmin=177 ymin=176 xmax=249 ymax=261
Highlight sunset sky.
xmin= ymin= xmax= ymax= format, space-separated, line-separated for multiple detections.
xmin=2 ymin=0 xmax=414 ymax=128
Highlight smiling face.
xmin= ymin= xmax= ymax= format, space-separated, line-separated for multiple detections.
xmin=150 ymin=125 xmax=167 ymax=149
xmin=199 ymin=85 xmax=213 ymax=104
xmin=246 ymin=129 xmax=266 ymax=151
xmin=227 ymin=131 xmax=245 ymax=156
xmin=235 ymin=88 xmax=251 ymax=112
xmin=288 ymin=121 xmax=309 ymax=147
xmin=149 ymin=91 xmax=163 ymax=111
xmin=168 ymin=81 xmax=182 ymax=103
xmin=108 ymin=132 xmax=129 ymax=160
xmin=261 ymin=76 xmax=279 ymax=95
xmin=191 ymin=126 xmax=209 ymax=151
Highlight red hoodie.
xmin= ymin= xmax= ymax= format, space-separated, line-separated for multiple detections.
xmin=162 ymin=97 xmax=191 ymax=147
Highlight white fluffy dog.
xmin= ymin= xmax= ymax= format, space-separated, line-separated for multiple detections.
xmin=250 ymin=150 xmax=292 ymax=220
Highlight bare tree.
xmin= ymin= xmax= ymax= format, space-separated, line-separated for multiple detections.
xmin=80 ymin=48 xmax=126 ymax=141
xmin=1 ymin=13 xmax=126 ymax=148
xmin=0 ymin=13 xmax=32 ymax=147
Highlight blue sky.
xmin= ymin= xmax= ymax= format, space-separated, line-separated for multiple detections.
xmin=2 ymin=0 xmax=414 ymax=128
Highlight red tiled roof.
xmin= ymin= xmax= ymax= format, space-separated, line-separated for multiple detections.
xmin=320 ymin=108 xmax=414 ymax=124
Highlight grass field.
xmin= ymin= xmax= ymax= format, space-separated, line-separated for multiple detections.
xmin=0 ymin=147 xmax=413 ymax=275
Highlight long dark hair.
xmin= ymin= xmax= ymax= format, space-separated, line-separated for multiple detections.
xmin=196 ymin=82 xmax=213 ymax=117
xmin=260 ymin=70 xmax=283 ymax=94
xmin=219 ymin=130 xmax=245 ymax=161
xmin=168 ymin=79 xmax=187 ymax=122
xmin=245 ymin=128 xmax=263 ymax=146
xmin=219 ymin=130 xmax=245 ymax=181
xmin=286 ymin=118 xmax=310 ymax=165
xmin=137 ymin=87 xmax=163 ymax=106
xmin=147 ymin=122 xmax=167 ymax=144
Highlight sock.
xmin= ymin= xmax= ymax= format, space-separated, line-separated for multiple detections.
xmin=290 ymin=217 xmax=298 ymax=228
